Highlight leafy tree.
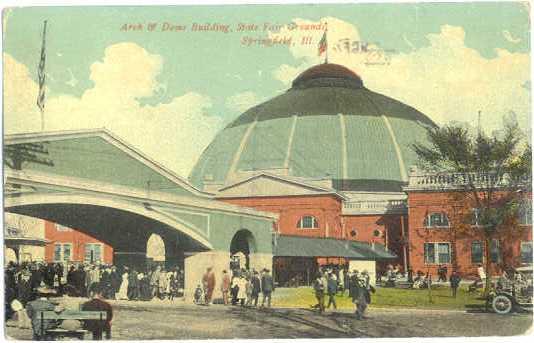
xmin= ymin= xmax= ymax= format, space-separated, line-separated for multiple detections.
xmin=412 ymin=119 xmax=531 ymax=297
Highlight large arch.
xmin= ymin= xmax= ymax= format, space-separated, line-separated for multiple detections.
xmin=6 ymin=192 xmax=212 ymax=247
xmin=229 ymin=229 xmax=257 ymax=270
xmin=5 ymin=192 xmax=212 ymax=269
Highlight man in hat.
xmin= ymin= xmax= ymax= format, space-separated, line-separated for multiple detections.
xmin=26 ymin=296 xmax=61 ymax=340
xmin=313 ymin=272 xmax=326 ymax=313
xmin=220 ymin=270 xmax=231 ymax=305
xmin=260 ymin=269 xmax=274 ymax=308
xmin=250 ymin=270 xmax=261 ymax=307
xmin=326 ymin=272 xmax=338 ymax=310
xmin=81 ymin=287 xmax=113 ymax=340
xmin=202 ymin=267 xmax=216 ymax=305
xmin=350 ymin=270 xmax=370 ymax=320
xmin=150 ymin=266 xmax=161 ymax=298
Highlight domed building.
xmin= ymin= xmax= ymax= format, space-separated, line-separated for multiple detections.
xmin=190 ymin=63 xmax=436 ymax=191
xmin=189 ymin=63 xmax=439 ymax=285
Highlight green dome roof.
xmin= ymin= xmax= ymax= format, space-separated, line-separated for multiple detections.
xmin=190 ymin=63 xmax=436 ymax=192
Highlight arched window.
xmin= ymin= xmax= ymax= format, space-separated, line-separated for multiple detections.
xmin=424 ymin=212 xmax=450 ymax=228
xmin=297 ymin=216 xmax=319 ymax=229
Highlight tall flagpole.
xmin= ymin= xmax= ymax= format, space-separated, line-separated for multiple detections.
xmin=37 ymin=20 xmax=47 ymax=131
xmin=325 ymin=23 xmax=328 ymax=64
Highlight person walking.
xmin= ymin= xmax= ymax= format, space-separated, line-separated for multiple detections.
xmin=158 ymin=268 xmax=168 ymax=300
xmin=116 ymin=269 xmax=129 ymax=300
xmin=202 ymin=267 xmax=216 ymax=305
xmin=17 ymin=268 xmax=33 ymax=306
xmin=221 ymin=270 xmax=231 ymax=305
xmin=245 ymin=275 xmax=253 ymax=306
xmin=313 ymin=272 xmax=326 ymax=313
xmin=477 ymin=263 xmax=486 ymax=291
xmin=326 ymin=272 xmax=338 ymax=310
xmin=87 ymin=266 xmax=100 ymax=298
xmin=450 ymin=270 xmax=461 ymax=298
xmin=237 ymin=274 xmax=248 ymax=306
xmin=110 ymin=266 xmax=122 ymax=298
xmin=169 ymin=270 xmax=179 ymax=301
xmin=350 ymin=270 xmax=370 ymax=320
xmin=250 ymin=270 xmax=261 ymax=307
xmin=127 ymin=268 xmax=139 ymax=300
xmin=260 ymin=269 xmax=274 ymax=308
xmin=231 ymin=272 xmax=240 ymax=305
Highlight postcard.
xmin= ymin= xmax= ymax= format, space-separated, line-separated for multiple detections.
xmin=2 ymin=1 xmax=533 ymax=340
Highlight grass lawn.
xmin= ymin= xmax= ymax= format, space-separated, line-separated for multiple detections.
xmin=272 ymin=285 xmax=485 ymax=310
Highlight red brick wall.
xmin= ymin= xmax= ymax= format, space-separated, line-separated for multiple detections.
xmin=220 ymin=195 xmax=405 ymax=267
xmin=44 ymin=221 xmax=113 ymax=264
xmin=342 ymin=214 xmax=406 ymax=268
xmin=221 ymin=195 xmax=344 ymax=238
xmin=407 ymin=191 xmax=532 ymax=278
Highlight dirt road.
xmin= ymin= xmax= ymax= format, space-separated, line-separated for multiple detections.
xmin=5 ymin=300 xmax=532 ymax=339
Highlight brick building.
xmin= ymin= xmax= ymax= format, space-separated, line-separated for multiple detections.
xmin=189 ymin=63 xmax=532 ymax=282
xmin=7 ymin=63 xmax=529 ymax=283
xmin=404 ymin=171 xmax=532 ymax=278
xmin=44 ymin=221 xmax=113 ymax=264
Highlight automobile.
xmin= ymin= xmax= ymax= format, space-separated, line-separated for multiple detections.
xmin=490 ymin=266 xmax=533 ymax=314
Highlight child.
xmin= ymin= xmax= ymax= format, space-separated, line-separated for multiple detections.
xmin=193 ymin=284 xmax=204 ymax=305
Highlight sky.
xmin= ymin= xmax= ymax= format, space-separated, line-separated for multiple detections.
xmin=3 ymin=2 xmax=531 ymax=178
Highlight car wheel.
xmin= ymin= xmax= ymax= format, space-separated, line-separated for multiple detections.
xmin=492 ymin=295 xmax=513 ymax=314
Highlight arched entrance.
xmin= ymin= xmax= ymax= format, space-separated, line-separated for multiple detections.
xmin=146 ymin=233 xmax=165 ymax=269
xmin=229 ymin=229 xmax=256 ymax=271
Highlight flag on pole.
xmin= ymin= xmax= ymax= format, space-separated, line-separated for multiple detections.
xmin=318 ymin=29 xmax=327 ymax=57
xmin=37 ymin=20 xmax=47 ymax=129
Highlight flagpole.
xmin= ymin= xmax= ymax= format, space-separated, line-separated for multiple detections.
xmin=325 ymin=23 xmax=328 ymax=64
xmin=37 ymin=20 xmax=47 ymax=131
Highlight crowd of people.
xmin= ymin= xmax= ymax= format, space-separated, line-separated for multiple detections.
xmin=4 ymin=261 xmax=185 ymax=321
xmin=312 ymin=267 xmax=375 ymax=320
xmin=194 ymin=267 xmax=275 ymax=308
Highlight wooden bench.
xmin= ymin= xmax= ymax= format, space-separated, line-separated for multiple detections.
xmin=39 ymin=310 xmax=108 ymax=340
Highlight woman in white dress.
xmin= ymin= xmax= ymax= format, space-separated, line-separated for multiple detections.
xmin=236 ymin=275 xmax=247 ymax=306
xmin=117 ymin=271 xmax=129 ymax=300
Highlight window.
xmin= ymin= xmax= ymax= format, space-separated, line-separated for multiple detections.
xmin=53 ymin=243 xmax=72 ymax=262
xmin=437 ymin=243 xmax=451 ymax=263
xmin=55 ymin=223 xmax=72 ymax=232
xmin=54 ymin=244 xmax=62 ymax=262
xmin=518 ymin=201 xmax=532 ymax=225
xmin=297 ymin=216 xmax=319 ymax=229
xmin=471 ymin=241 xmax=483 ymax=264
xmin=490 ymin=239 xmax=500 ymax=263
xmin=84 ymin=243 xmax=102 ymax=263
xmin=471 ymin=208 xmax=482 ymax=226
xmin=521 ymin=242 xmax=532 ymax=264
xmin=350 ymin=229 xmax=357 ymax=237
xmin=373 ymin=229 xmax=381 ymax=237
xmin=424 ymin=242 xmax=451 ymax=264
xmin=424 ymin=212 xmax=450 ymax=228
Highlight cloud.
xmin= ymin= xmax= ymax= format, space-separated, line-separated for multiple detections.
xmin=270 ymin=18 xmax=530 ymax=135
xmin=225 ymin=91 xmax=263 ymax=113
xmin=4 ymin=43 xmax=221 ymax=177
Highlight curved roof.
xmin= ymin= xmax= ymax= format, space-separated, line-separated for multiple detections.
xmin=292 ymin=63 xmax=363 ymax=89
xmin=190 ymin=64 xmax=437 ymax=191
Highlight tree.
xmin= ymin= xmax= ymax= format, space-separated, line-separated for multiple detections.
xmin=412 ymin=119 xmax=531 ymax=298
xmin=4 ymin=143 xmax=54 ymax=170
